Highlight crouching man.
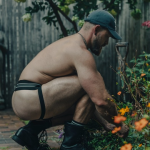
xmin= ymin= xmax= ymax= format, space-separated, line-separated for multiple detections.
xmin=11 ymin=10 xmax=129 ymax=150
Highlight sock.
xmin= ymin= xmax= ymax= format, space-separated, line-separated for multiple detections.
xmin=71 ymin=120 xmax=86 ymax=127
xmin=24 ymin=118 xmax=52 ymax=135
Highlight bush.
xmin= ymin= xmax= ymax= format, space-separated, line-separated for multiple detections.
xmin=85 ymin=51 xmax=150 ymax=150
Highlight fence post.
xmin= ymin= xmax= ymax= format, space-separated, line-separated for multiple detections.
xmin=0 ymin=31 xmax=7 ymax=110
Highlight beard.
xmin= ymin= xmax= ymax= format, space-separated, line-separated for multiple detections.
xmin=90 ymin=36 xmax=102 ymax=56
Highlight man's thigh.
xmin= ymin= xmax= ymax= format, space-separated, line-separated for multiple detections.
xmin=42 ymin=75 xmax=85 ymax=119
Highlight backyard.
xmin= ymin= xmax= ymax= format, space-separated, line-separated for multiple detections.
xmin=0 ymin=0 xmax=150 ymax=150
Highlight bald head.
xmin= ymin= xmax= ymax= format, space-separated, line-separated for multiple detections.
xmin=83 ymin=22 xmax=107 ymax=32
xmin=82 ymin=22 xmax=95 ymax=31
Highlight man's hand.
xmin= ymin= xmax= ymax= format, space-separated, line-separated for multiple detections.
xmin=117 ymin=123 xmax=129 ymax=138
xmin=103 ymin=122 xmax=116 ymax=131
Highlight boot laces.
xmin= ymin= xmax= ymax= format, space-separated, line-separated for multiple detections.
xmin=38 ymin=129 xmax=52 ymax=150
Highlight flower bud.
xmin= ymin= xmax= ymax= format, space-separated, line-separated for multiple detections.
xmin=72 ymin=16 xmax=79 ymax=22
xmin=78 ymin=20 xmax=85 ymax=28
xmin=143 ymin=114 xmax=150 ymax=120
xmin=22 ymin=14 xmax=32 ymax=22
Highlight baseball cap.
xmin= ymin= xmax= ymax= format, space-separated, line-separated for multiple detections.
xmin=84 ymin=10 xmax=122 ymax=40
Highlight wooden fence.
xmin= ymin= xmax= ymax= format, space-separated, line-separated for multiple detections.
xmin=0 ymin=0 xmax=150 ymax=107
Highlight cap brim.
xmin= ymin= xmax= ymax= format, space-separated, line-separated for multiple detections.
xmin=108 ymin=29 xmax=122 ymax=40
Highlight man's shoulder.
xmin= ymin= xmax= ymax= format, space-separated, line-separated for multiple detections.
xmin=67 ymin=45 xmax=93 ymax=59
xmin=67 ymin=46 xmax=95 ymax=67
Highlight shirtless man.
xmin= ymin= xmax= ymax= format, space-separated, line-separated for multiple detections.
xmin=11 ymin=10 xmax=129 ymax=150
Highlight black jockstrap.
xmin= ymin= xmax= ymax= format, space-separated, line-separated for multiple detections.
xmin=14 ymin=80 xmax=45 ymax=120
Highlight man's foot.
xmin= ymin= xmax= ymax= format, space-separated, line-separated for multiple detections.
xmin=12 ymin=127 xmax=51 ymax=150
xmin=12 ymin=119 xmax=52 ymax=150
xmin=60 ymin=122 xmax=88 ymax=150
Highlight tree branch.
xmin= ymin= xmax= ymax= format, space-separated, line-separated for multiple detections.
xmin=46 ymin=0 xmax=68 ymax=37
xmin=54 ymin=4 xmax=78 ymax=33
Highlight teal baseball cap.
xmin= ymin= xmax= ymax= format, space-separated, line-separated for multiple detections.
xmin=84 ymin=10 xmax=122 ymax=40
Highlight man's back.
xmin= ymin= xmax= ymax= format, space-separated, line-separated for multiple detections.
xmin=19 ymin=33 xmax=89 ymax=84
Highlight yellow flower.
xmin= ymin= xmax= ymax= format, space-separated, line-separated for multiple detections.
xmin=139 ymin=144 xmax=142 ymax=147
xmin=147 ymin=103 xmax=150 ymax=107
xmin=148 ymin=69 xmax=150 ymax=72
xmin=119 ymin=108 xmax=126 ymax=115
xmin=123 ymin=141 xmax=127 ymax=144
xmin=119 ymin=106 xmax=129 ymax=115
xmin=125 ymin=106 xmax=129 ymax=112
xmin=146 ymin=63 xmax=149 ymax=66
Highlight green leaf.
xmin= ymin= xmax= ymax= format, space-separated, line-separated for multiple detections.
xmin=136 ymin=62 xmax=144 ymax=66
xmin=130 ymin=59 xmax=136 ymax=63
xmin=48 ymin=11 xmax=53 ymax=16
xmin=25 ymin=6 xmax=32 ymax=12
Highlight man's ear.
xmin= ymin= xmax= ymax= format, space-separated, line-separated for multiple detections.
xmin=94 ymin=25 xmax=101 ymax=36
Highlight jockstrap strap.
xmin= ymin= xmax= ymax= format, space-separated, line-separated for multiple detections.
xmin=14 ymin=80 xmax=45 ymax=120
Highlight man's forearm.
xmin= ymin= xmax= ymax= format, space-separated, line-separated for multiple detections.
xmin=93 ymin=110 xmax=108 ymax=126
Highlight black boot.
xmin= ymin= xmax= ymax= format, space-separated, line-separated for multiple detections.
xmin=60 ymin=122 xmax=87 ymax=150
xmin=12 ymin=119 xmax=52 ymax=150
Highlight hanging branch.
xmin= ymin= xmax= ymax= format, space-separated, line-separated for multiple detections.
xmin=54 ymin=3 xmax=78 ymax=32
xmin=46 ymin=0 xmax=68 ymax=37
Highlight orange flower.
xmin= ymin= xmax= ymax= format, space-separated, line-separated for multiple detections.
xmin=147 ymin=103 xmax=150 ymax=107
xmin=131 ymin=111 xmax=137 ymax=117
xmin=120 ymin=143 xmax=132 ymax=150
xmin=139 ymin=144 xmax=142 ymax=147
xmin=141 ymin=73 xmax=146 ymax=77
xmin=112 ymin=126 xmax=121 ymax=134
xmin=135 ymin=118 xmax=148 ymax=131
xmin=117 ymin=91 xmax=122 ymax=95
xmin=114 ymin=115 xmax=126 ymax=124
